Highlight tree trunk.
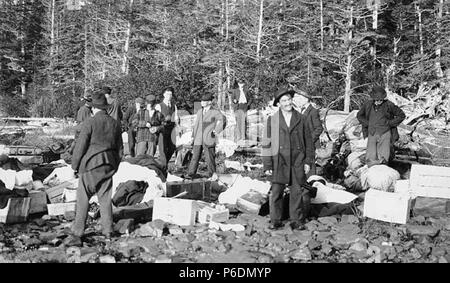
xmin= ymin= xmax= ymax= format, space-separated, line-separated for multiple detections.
xmin=122 ymin=0 xmax=134 ymax=75
xmin=435 ymin=0 xmax=444 ymax=78
xmin=102 ymin=3 xmax=111 ymax=79
xmin=344 ymin=3 xmax=354 ymax=113
xmin=307 ymin=38 xmax=311 ymax=85
xmin=415 ymin=2 xmax=424 ymax=55
xmin=371 ymin=0 xmax=378 ymax=59
xmin=256 ymin=0 xmax=264 ymax=62
xmin=320 ymin=0 xmax=324 ymax=51
xmin=84 ymin=18 xmax=88 ymax=96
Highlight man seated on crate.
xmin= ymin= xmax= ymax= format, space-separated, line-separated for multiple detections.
xmin=186 ymin=93 xmax=226 ymax=181
xmin=64 ymin=90 xmax=123 ymax=246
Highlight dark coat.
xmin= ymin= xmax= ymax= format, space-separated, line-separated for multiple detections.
xmin=76 ymin=105 xmax=92 ymax=124
xmin=72 ymin=111 xmax=123 ymax=175
xmin=262 ymin=110 xmax=314 ymax=185
xmin=302 ymin=104 xmax=323 ymax=149
xmin=229 ymin=86 xmax=251 ymax=111
xmin=192 ymin=107 xmax=227 ymax=147
xmin=106 ymin=97 xmax=123 ymax=122
xmin=122 ymin=105 xmax=137 ymax=131
xmin=357 ymin=99 xmax=406 ymax=143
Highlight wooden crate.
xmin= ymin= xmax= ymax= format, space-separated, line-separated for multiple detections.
xmin=410 ymin=164 xmax=450 ymax=199
xmin=152 ymin=198 xmax=197 ymax=226
xmin=46 ymin=179 xmax=78 ymax=204
xmin=28 ymin=191 xmax=48 ymax=214
xmin=165 ymin=179 xmax=211 ymax=202
xmin=0 ymin=197 xmax=31 ymax=224
xmin=363 ymin=189 xmax=411 ymax=224
xmin=197 ymin=206 xmax=229 ymax=224
xmin=47 ymin=202 xmax=76 ymax=216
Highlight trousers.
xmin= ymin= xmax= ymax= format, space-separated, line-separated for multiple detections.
xmin=270 ymin=168 xmax=310 ymax=224
xmin=366 ymin=130 xmax=391 ymax=166
xmin=72 ymin=165 xmax=114 ymax=237
xmin=188 ymin=144 xmax=216 ymax=177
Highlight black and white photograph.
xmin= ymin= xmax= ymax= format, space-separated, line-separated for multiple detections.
xmin=0 ymin=0 xmax=450 ymax=268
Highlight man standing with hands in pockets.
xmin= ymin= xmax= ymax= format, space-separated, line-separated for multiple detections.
xmin=262 ymin=88 xmax=314 ymax=230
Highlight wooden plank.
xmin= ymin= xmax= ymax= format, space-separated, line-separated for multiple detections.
xmin=0 ymin=197 xmax=31 ymax=224
xmin=410 ymin=164 xmax=450 ymax=199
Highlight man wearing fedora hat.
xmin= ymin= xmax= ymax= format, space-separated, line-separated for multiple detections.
xmin=187 ymin=93 xmax=226 ymax=181
xmin=123 ymin=97 xmax=144 ymax=157
xmin=292 ymin=88 xmax=323 ymax=177
xmin=357 ymin=85 xmax=405 ymax=166
xmin=77 ymin=94 xmax=93 ymax=125
xmin=131 ymin=94 xmax=165 ymax=156
xmin=65 ymin=90 xmax=123 ymax=245
xmin=262 ymin=88 xmax=314 ymax=230
xmin=68 ymin=94 xmax=93 ymax=155
xmin=102 ymin=86 xmax=123 ymax=123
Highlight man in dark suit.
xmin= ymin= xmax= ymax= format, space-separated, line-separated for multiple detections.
xmin=293 ymin=89 xmax=323 ymax=177
xmin=103 ymin=86 xmax=123 ymax=123
xmin=155 ymin=87 xmax=180 ymax=169
xmin=122 ymin=97 xmax=143 ymax=157
xmin=187 ymin=93 xmax=226 ymax=181
xmin=262 ymin=88 xmax=314 ymax=230
xmin=64 ymin=90 xmax=123 ymax=246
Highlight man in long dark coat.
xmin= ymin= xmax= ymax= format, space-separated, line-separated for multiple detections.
xmin=293 ymin=89 xmax=323 ymax=177
xmin=262 ymin=89 xmax=314 ymax=230
xmin=64 ymin=90 xmax=123 ymax=246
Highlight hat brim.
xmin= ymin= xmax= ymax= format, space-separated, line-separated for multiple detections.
xmin=273 ymin=90 xmax=295 ymax=106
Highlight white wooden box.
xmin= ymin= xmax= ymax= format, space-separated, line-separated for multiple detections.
xmin=152 ymin=197 xmax=197 ymax=226
xmin=197 ymin=206 xmax=229 ymax=224
xmin=410 ymin=164 xmax=450 ymax=199
xmin=363 ymin=189 xmax=411 ymax=224
xmin=47 ymin=202 xmax=76 ymax=216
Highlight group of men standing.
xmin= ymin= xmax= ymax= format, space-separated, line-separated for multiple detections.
xmin=122 ymin=87 xmax=178 ymax=169
xmin=263 ymin=85 xmax=405 ymax=231
xmin=65 ymin=82 xmax=405 ymax=245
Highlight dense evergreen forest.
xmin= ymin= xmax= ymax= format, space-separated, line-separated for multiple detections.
xmin=1 ymin=0 xmax=449 ymax=118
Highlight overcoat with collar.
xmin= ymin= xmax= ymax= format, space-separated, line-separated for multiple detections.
xmin=302 ymin=104 xmax=323 ymax=149
xmin=72 ymin=111 xmax=123 ymax=176
xmin=262 ymin=109 xmax=314 ymax=185
xmin=192 ymin=107 xmax=227 ymax=147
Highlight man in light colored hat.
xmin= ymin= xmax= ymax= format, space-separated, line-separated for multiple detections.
xmin=292 ymin=88 xmax=323 ymax=177
xmin=65 ymin=90 xmax=123 ymax=246
xmin=187 ymin=93 xmax=226 ymax=181
xmin=262 ymin=88 xmax=314 ymax=230
xmin=357 ymin=85 xmax=405 ymax=166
